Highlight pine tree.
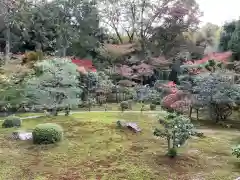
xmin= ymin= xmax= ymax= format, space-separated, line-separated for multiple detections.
xmin=26 ymin=58 xmax=83 ymax=113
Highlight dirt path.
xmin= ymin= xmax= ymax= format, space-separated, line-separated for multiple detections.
xmin=0 ymin=110 xmax=167 ymax=121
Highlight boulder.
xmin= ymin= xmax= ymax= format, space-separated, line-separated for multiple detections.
xmin=12 ymin=130 xmax=32 ymax=140
xmin=126 ymin=122 xmax=141 ymax=132
xmin=116 ymin=120 xmax=126 ymax=128
xmin=116 ymin=120 xmax=141 ymax=132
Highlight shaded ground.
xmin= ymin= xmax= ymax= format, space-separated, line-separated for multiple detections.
xmin=0 ymin=112 xmax=239 ymax=180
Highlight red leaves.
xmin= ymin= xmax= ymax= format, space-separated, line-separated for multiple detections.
xmin=115 ymin=65 xmax=133 ymax=78
xmin=115 ymin=63 xmax=154 ymax=79
xmin=170 ymin=100 xmax=190 ymax=113
xmin=71 ymin=58 xmax=96 ymax=72
xmin=161 ymin=81 xmax=189 ymax=112
xmin=148 ymin=56 xmax=171 ymax=68
xmin=162 ymin=93 xmax=180 ymax=109
xmin=183 ymin=52 xmax=232 ymax=75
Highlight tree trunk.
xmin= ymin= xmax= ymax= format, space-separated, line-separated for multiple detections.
xmin=139 ymin=0 xmax=146 ymax=56
xmin=62 ymin=47 xmax=67 ymax=57
xmin=114 ymin=28 xmax=123 ymax=44
xmin=196 ymin=108 xmax=199 ymax=120
xmin=189 ymin=106 xmax=192 ymax=119
xmin=167 ymin=136 xmax=171 ymax=150
xmin=5 ymin=26 xmax=10 ymax=63
xmin=172 ymin=131 xmax=176 ymax=148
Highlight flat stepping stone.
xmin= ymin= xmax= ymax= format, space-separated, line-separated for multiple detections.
xmin=126 ymin=122 xmax=141 ymax=132
xmin=116 ymin=120 xmax=141 ymax=133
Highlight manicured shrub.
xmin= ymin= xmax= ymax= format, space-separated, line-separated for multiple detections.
xmin=32 ymin=123 xmax=63 ymax=144
xmin=2 ymin=115 xmax=22 ymax=128
xmin=150 ymin=103 xmax=156 ymax=110
xmin=120 ymin=101 xmax=129 ymax=112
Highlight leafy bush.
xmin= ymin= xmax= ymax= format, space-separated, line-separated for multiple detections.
xmin=154 ymin=112 xmax=195 ymax=157
xmin=167 ymin=148 xmax=177 ymax=158
xmin=170 ymin=100 xmax=190 ymax=113
xmin=25 ymin=58 xmax=82 ymax=112
xmin=120 ymin=101 xmax=129 ymax=112
xmin=192 ymin=70 xmax=240 ymax=122
xmin=232 ymin=145 xmax=240 ymax=158
xmin=127 ymin=99 xmax=133 ymax=110
xmin=44 ymin=110 xmax=51 ymax=117
xmin=86 ymin=98 xmax=97 ymax=111
xmin=2 ymin=115 xmax=22 ymax=128
xmin=161 ymin=93 xmax=180 ymax=110
xmin=150 ymin=103 xmax=156 ymax=110
xmin=147 ymin=89 xmax=162 ymax=105
xmin=32 ymin=123 xmax=63 ymax=144
xmin=22 ymin=51 xmax=43 ymax=65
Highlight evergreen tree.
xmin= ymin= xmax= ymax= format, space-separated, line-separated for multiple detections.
xmin=228 ymin=22 xmax=240 ymax=60
xmin=25 ymin=58 xmax=82 ymax=113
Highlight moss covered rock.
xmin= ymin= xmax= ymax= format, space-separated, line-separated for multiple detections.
xmin=32 ymin=123 xmax=63 ymax=144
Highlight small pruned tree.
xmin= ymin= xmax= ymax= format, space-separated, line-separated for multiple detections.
xmin=87 ymin=97 xmax=96 ymax=112
xmin=120 ymin=101 xmax=129 ymax=112
xmin=25 ymin=58 xmax=82 ymax=115
xmin=192 ymin=70 xmax=240 ymax=122
xmin=154 ymin=112 xmax=195 ymax=158
xmin=232 ymin=145 xmax=240 ymax=159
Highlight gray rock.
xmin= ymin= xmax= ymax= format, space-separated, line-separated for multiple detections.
xmin=117 ymin=120 xmax=141 ymax=133
xmin=126 ymin=122 xmax=141 ymax=132
xmin=12 ymin=130 xmax=32 ymax=140
xmin=116 ymin=120 xmax=126 ymax=128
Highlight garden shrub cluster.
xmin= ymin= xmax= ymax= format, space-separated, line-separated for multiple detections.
xmin=2 ymin=115 xmax=22 ymax=128
xmin=32 ymin=123 xmax=63 ymax=144
xmin=150 ymin=103 xmax=156 ymax=110
xmin=120 ymin=101 xmax=129 ymax=111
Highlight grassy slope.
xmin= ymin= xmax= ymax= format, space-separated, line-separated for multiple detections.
xmin=0 ymin=112 xmax=239 ymax=180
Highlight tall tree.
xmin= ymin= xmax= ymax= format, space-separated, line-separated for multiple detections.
xmin=228 ymin=22 xmax=240 ymax=60
xmin=99 ymin=0 xmax=201 ymax=57
xmin=0 ymin=0 xmax=25 ymax=61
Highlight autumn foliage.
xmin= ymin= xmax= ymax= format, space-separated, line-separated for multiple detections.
xmin=161 ymin=81 xmax=190 ymax=113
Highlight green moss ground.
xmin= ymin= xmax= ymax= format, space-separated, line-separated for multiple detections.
xmin=0 ymin=112 xmax=239 ymax=179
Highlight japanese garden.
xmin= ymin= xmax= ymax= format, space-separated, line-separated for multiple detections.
xmin=0 ymin=0 xmax=240 ymax=179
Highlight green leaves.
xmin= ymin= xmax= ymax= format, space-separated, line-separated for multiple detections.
xmin=154 ymin=112 xmax=195 ymax=153
xmin=232 ymin=145 xmax=240 ymax=158
xmin=25 ymin=58 xmax=82 ymax=110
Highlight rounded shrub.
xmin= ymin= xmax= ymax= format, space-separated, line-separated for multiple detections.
xmin=150 ymin=103 xmax=157 ymax=110
xmin=32 ymin=123 xmax=63 ymax=144
xmin=167 ymin=148 xmax=177 ymax=158
xmin=2 ymin=115 xmax=22 ymax=128
xmin=21 ymin=51 xmax=43 ymax=65
xmin=120 ymin=101 xmax=129 ymax=111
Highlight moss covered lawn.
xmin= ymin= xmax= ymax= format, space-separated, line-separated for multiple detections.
xmin=0 ymin=112 xmax=239 ymax=180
